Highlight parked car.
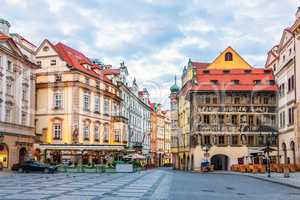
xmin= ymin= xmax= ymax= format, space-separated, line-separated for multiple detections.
xmin=16 ymin=161 xmax=57 ymax=173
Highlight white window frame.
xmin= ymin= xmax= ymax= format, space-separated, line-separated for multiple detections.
xmin=94 ymin=125 xmax=100 ymax=141
xmin=83 ymin=124 xmax=90 ymax=140
xmin=104 ymin=98 xmax=110 ymax=115
xmin=53 ymin=123 xmax=62 ymax=139
xmin=83 ymin=94 xmax=90 ymax=111
xmin=104 ymin=125 xmax=109 ymax=142
xmin=53 ymin=92 xmax=63 ymax=109
xmin=94 ymin=96 xmax=100 ymax=112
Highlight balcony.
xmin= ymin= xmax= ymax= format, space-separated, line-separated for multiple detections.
xmin=111 ymin=112 xmax=128 ymax=122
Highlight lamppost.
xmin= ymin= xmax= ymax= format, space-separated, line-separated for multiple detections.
xmin=259 ymin=125 xmax=277 ymax=178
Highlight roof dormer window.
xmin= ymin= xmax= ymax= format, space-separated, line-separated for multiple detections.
xmin=244 ymin=69 xmax=251 ymax=74
xmin=203 ymin=70 xmax=209 ymax=74
xmin=223 ymin=70 xmax=230 ymax=74
xmin=210 ymin=80 xmax=218 ymax=85
xmin=225 ymin=52 xmax=233 ymax=61
xmin=231 ymin=80 xmax=239 ymax=85
xmin=254 ymin=80 xmax=261 ymax=85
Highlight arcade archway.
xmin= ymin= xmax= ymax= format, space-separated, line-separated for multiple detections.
xmin=0 ymin=144 xmax=9 ymax=168
xmin=211 ymin=154 xmax=229 ymax=170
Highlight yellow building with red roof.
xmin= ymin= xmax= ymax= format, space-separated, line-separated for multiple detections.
xmin=171 ymin=47 xmax=278 ymax=171
xmin=34 ymin=39 xmax=127 ymax=165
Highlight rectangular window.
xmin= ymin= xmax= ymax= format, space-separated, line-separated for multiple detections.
xmin=83 ymin=125 xmax=89 ymax=140
xmin=94 ymin=125 xmax=100 ymax=141
xmin=218 ymin=115 xmax=224 ymax=124
xmin=6 ymin=81 xmax=12 ymax=95
xmin=204 ymin=135 xmax=210 ymax=145
xmin=22 ymin=87 xmax=28 ymax=100
xmin=288 ymin=107 xmax=294 ymax=125
xmin=203 ymin=115 xmax=210 ymax=124
xmin=248 ymin=115 xmax=254 ymax=126
xmin=114 ymin=129 xmax=120 ymax=142
xmin=104 ymin=98 xmax=110 ymax=115
xmin=205 ymin=97 xmax=210 ymax=104
xmin=247 ymin=135 xmax=254 ymax=146
xmin=94 ymin=96 xmax=100 ymax=113
xmin=5 ymin=107 xmax=11 ymax=122
xmin=258 ymin=135 xmax=264 ymax=146
xmin=218 ymin=135 xmax=225 ymax=145
xmin=53 ymin=93 xmax=62 ymax=109
xmin=83 ymin=94 xmax=90 ymax=111
xmin=234 ymin=97 xmax=240 ymax=104
xmin=50 ymin=60 xmax=56 ymax=66
xmin=263 ymin=97 xmax=269 ymax=104
xmin=232 ymin=135 xmax=239 ymax=145
xmin=53 ymin=123 xmax=61 ymax=139
xmin=21 ymin=112 xmax=27 ymax=125
xmin=104 ymin=126 xmax=109 ymax=142
xmin=7 ymin=60 xmax=12 ymax=71
xmin=231 ymin=115 xmax=238 ymax=125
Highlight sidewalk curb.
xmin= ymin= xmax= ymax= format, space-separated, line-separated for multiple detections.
xmin=212 ymin=172 xmax=300 ymax=190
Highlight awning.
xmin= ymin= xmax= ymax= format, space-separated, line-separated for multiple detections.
xmin=37 ymin=144 xmax=126 ymax=151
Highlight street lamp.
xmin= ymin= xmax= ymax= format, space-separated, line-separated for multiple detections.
xmin=259 ymin=126 xmax=277 ymax=178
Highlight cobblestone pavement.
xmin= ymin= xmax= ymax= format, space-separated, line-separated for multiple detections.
xmin=0 ymin=169 xmax=300 ymax=200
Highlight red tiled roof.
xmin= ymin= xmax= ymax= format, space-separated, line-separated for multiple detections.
xmin=102 ymin=69 xmax=120 ymax=76
xmin=54 ymin=42 xmax=111 ymax=82
xmin=191 ymin=68 xmax=277 ymax=92
xmin=191 ymin=61 xmax=210 ymax=69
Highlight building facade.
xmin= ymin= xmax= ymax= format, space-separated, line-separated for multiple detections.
xmin=172 ymin=47 xmax=278 ymax=170
xmin=0 ymin=19 xmax=38 ymax=169
xmin=103 ymin=62 xmax=151 ymax=159
xmin=266 ymin=8 xmax=300 ymax=164
xmin=34 ymin=39 xmax=126 ymax=165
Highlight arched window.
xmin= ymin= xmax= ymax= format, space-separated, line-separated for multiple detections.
xmin=225 ymin=52 xmax=233 ymax=61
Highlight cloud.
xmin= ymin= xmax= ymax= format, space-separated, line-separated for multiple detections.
xmin=1 ymin=0 xmax=298 ymax=108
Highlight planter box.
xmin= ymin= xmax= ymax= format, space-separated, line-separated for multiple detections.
xmin=116 ymin=164 xmax=133 ymax=173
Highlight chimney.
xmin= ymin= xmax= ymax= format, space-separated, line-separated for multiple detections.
xmin=0 ymin=18 xmax=10 ymax=35
xmin=296 ymin=7 xmax=300 ymax=19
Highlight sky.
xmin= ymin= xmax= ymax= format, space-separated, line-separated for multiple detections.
xmin=1 ymin=0 xmax=299 ymax=108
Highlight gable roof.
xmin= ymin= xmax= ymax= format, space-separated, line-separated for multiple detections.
xmin=0 ymin=34 xmax=38 ymax=68
xmin=191 ymin=61 xmax=210 ymax=69
xmin=278 ymin=28 xmax=294 ymax=51
xmin=53 ymin=42 xmax=111 ymax=82
xmin=102 ymin=68 xmax=120 ymax=76
xmin=265 ymin=45 xmax=279 ymax=67
xmin=0 ymin=34 xmax=24 ymax=57
xmin=192 ymin=68 xmax=277 ymax=92
xmin=207 ymin=46 xmax=252 ymax=70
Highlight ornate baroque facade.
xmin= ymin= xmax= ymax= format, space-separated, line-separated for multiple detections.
xmin=266 ymin=7 xmax=300 ymax=164
xmin=0 ymin=19 xmax=38 ymax=169
xmin=171 ymin=47 xmax=278 ymax=170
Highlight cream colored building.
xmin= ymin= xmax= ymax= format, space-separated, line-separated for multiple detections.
xmin=266 ymin=8 xmax=300 ymax=164
xmin=0 ymin=19 xmax=38 ymax=169
xmin=34 ymin=39 xmax=126 ymax=164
